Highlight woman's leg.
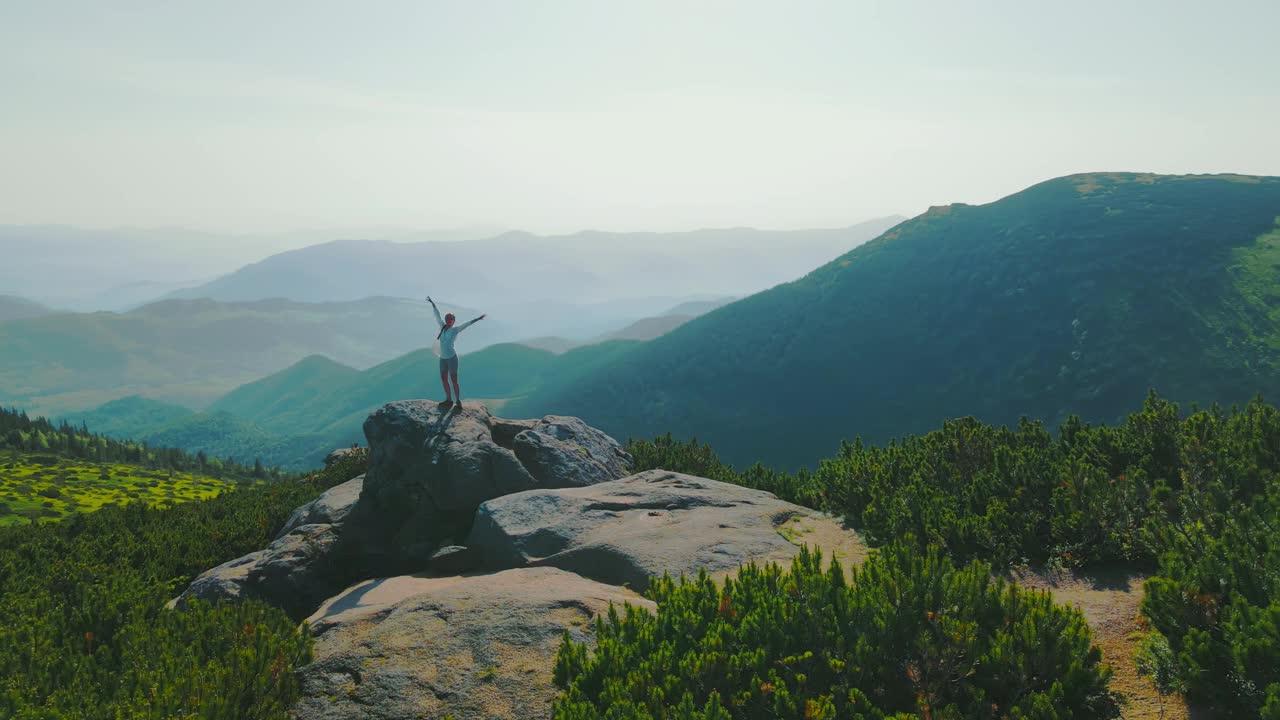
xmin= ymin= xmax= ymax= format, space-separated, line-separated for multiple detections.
xmin=439 ymin=361 xmax=453 ymax=402
xmin=450 ymin=368 xmax=461 ymax=404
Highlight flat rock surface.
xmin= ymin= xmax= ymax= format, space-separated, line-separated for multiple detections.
xmin=293 ymin=567 xmax=654 ymax=720
xmin=467 ymin=469 xmax=860 ymax=591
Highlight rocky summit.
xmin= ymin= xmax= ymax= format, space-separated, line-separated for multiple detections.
xmin=347 ymin=401 xmax=634 ymax=576
xmin=169 ymin=400 xmax=865 ymax=720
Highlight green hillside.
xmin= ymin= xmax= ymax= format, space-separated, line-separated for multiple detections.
xmin=211 ymin=343 xmax=555 ymax=433
xmin=139 ymin=412 xmax=335 ymax=469
xmin=69 ymin=340 xmax=644 ymax=470
xmin=61 ymin=398 xmax=331 ymax=471
xmin=0 ymin=405 xmax=272 ymax=527
xmin=206 ymin=354 xmax=361 ymax=424
xmin=0 ymin=296 xmax=499 ymax=416
xmin=510 ymin=172 xmax=1280 ymax=469
xmin=211 ymin=340 xmax=640 ymax=436
xmin=63 ymin=394 xmax=195 ymax=437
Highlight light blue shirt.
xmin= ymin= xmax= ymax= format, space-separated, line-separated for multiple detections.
xmin=432 ymin=305 xmax=478 ymax=359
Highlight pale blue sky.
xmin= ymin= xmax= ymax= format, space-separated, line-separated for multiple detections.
xmin=2 ymin=0 xmax=1277 ymax=234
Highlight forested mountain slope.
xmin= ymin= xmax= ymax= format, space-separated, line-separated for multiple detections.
xmin=511 ymin=173 xmax=1280 ymax=468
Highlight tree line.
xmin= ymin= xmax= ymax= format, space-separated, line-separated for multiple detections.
xmin=0 ymin=406 xmax=270 ymax=479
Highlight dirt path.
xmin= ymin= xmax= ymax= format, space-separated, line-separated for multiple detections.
xmin=1010 ymin=567 xmax=1197 ymax=720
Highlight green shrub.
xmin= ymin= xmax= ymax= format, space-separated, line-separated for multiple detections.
xmin=0 ymin=452 xmax=357 ymax=718
xmin=554 ymin=543 xmax=1117 ymax=719
xmin=1141 ymin=488 xmax=1280 ymax=715
xmin=631 ymin=393 xmax=1280 ymax=569
xmin=632 ymin=394 xmax=1280 ymax=715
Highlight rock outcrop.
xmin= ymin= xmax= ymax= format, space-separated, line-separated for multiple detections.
xmin=170 ymin=475 xmax=365 ymax=613
xmin=277 ymin=474 xmax=364 ymax=539
xmin=172 ymin=402 xmax=633 ymax=616
xmin=344 ymin=402 xmax=633 ymax=576
xmin=324 ymin=447 xmax=362 ymax=467
xmin=293 ymin=568 xmax=654 ymax=720
xmin=169 ymin=550 xmax=267 ymax=608
xmin=169 ymin=400 xmax=868 ymax=720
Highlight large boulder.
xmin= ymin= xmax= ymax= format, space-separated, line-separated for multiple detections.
xmin=170 ymin=404 xmax=633 ymax=617
xmin=168 ymin=550 xmax=267 ymax=609
xmin=277 ymin=475 xmax=364 ymax=539
xmin=247 ymin=523 xmax=345 ymax=618
xmin=324 ymin=447 xmax=363 ymax=467
xmin=510 ymin=415 xmax=634 ymax=488
xmin=170 ymin=523 xmax=346 ymax=616
xmin=171 ymin=477 xmax=364 ymax=614
xmin=292 ymin=567 xmax=654 ymax=720
xmin=468 ymin=470 xmax=835 ymax=592
xmin=343 ymin=401 xmax=632 ymax=576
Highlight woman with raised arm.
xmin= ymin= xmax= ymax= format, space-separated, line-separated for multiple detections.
xmin=426 ymin=296 xmax=486 ymax=410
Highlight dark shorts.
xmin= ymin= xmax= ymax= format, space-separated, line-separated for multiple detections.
xmin=439 ymin=355 xmax=459 ymax=374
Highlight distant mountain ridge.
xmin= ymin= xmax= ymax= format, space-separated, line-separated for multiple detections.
xmin=510 ymin=172 xmax=1280 ymax=469
xmin=0 ymin=224 xmax=501 ymax=311
xmin=170 ymin=219 xmax=904 ymax=308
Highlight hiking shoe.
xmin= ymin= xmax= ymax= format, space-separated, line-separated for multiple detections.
xmin=439 ymin=399 xmax=454 ymax=406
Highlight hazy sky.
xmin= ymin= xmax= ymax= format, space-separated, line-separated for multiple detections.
xmin=2 ymin=0 xmax=1277 ymax=235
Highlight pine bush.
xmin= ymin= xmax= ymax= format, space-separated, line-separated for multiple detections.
xmin=554 ymin=543 xmax=1118 ymax=719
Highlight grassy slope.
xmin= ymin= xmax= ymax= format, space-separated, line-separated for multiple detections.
xmin=0 ymin=451 xmax=238 ymax=527
xmin=511 ymin=173 xmax=1280 ymax=469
